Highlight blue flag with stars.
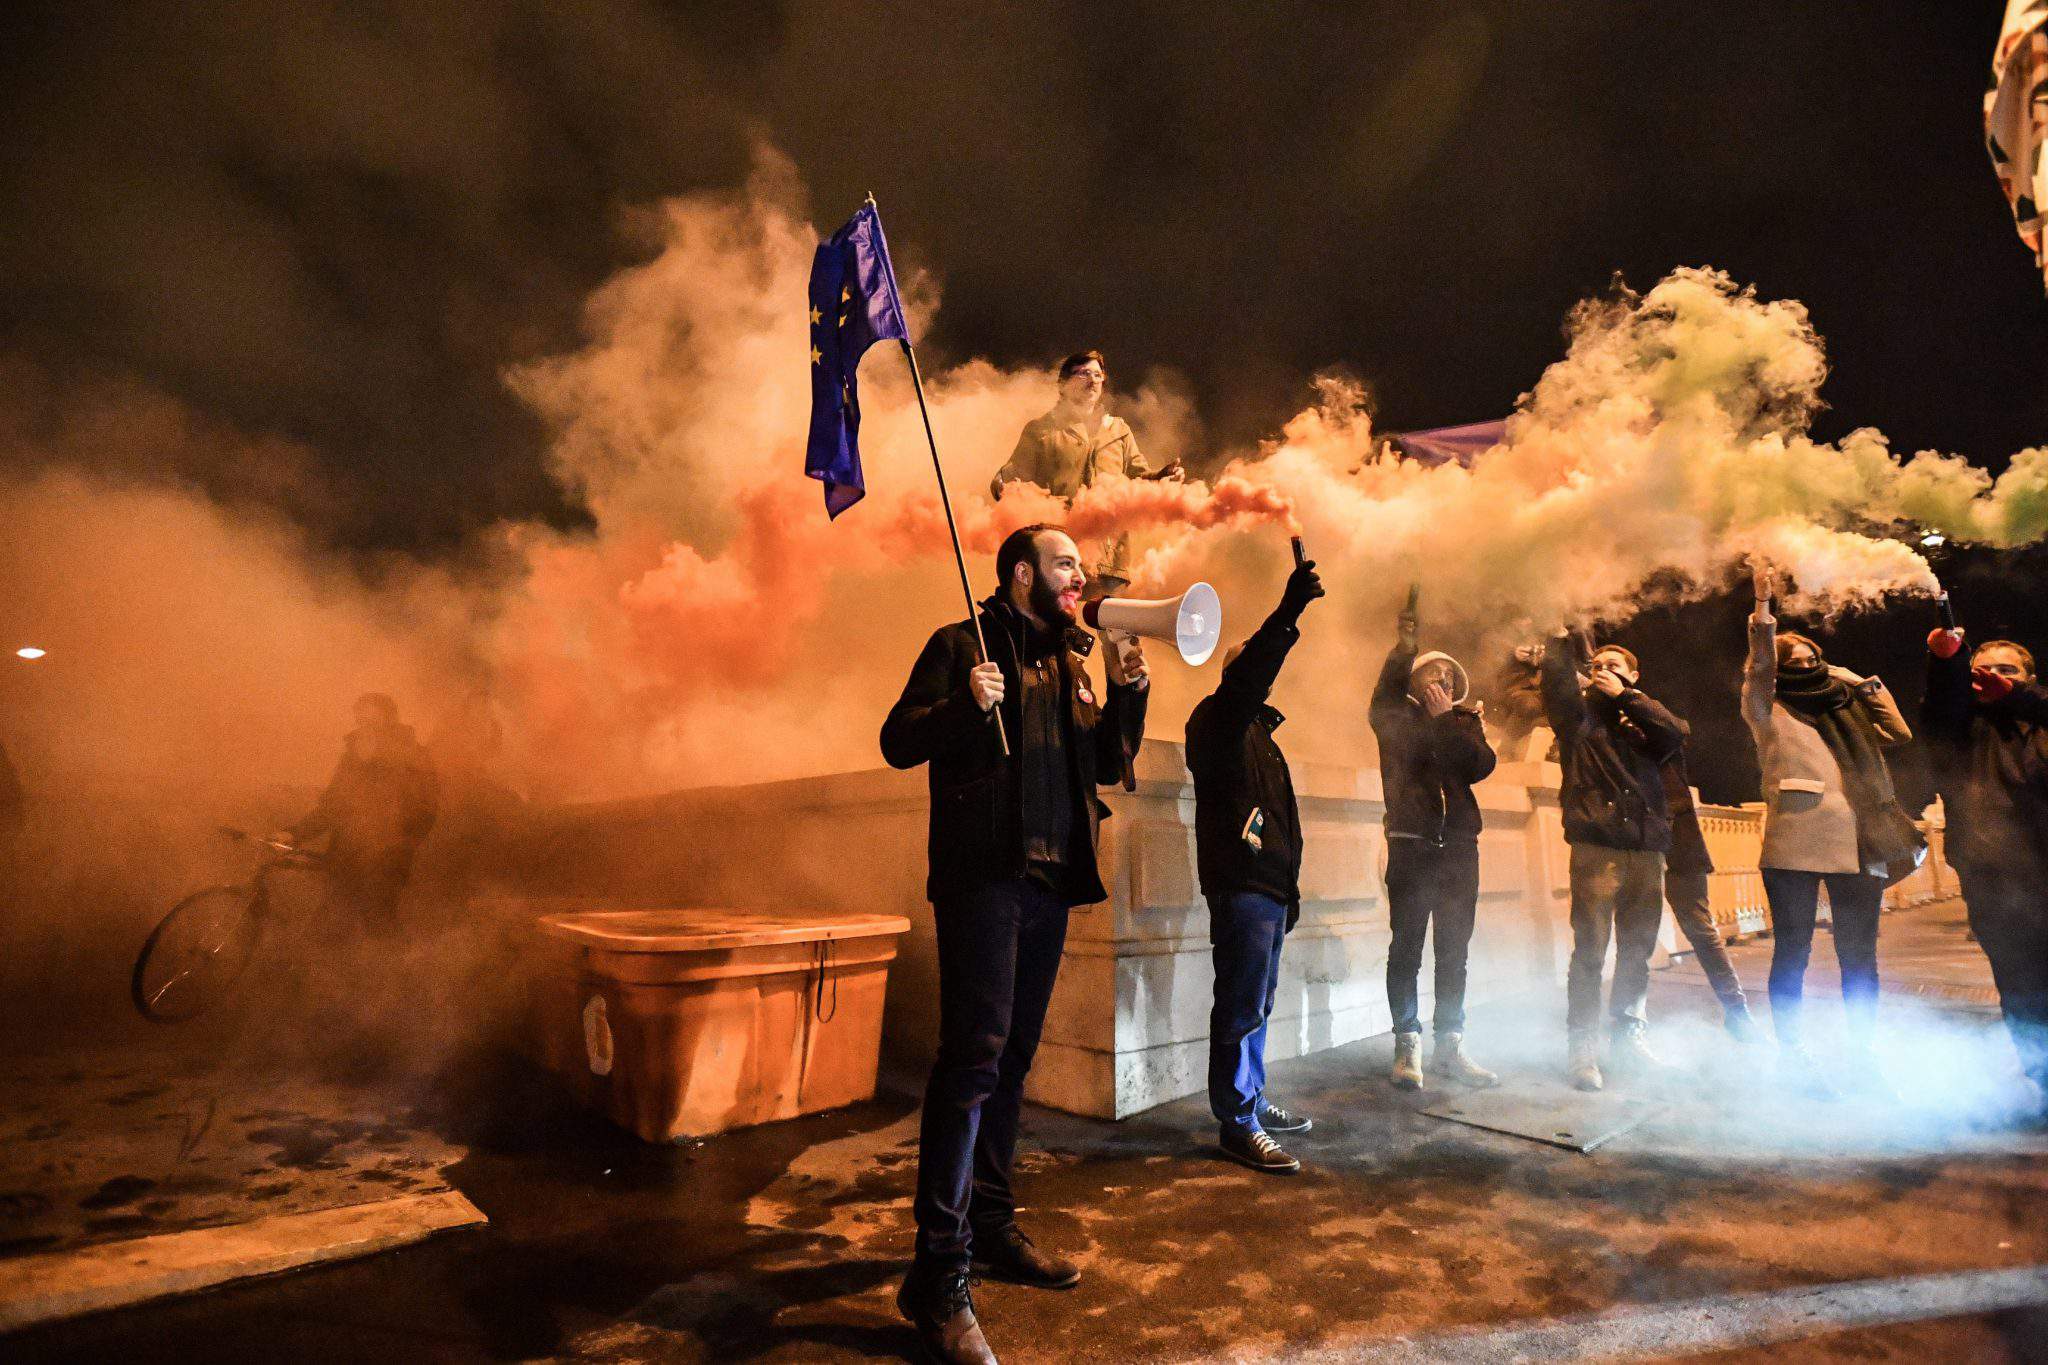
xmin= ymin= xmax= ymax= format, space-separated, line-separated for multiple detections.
xmin=805 ymin=202 xmax=910 ymax=518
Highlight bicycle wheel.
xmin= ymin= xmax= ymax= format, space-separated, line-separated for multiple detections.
xmin=131 ymin=885 xmax=264 ymax=1023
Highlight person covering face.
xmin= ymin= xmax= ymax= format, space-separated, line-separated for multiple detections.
xmin=1540 ymin=630 xmax=1686 ymax=1091
xmin=1369 ymin=589 xmax=1498 ymax=1093
xmin=1744 ymin=565 xmax=1918 ymax=1097
xmin=1924 ymin=623 xmax=2048 ymax=1105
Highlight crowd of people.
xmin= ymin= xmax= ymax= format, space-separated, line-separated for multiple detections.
xmin=880 ymin=351 xmax=2048 ymax=1365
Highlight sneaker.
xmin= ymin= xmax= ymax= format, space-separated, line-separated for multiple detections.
xmin=897 ymin=1266 xmax=997 ymax=1365
xmin=1219 ymin=1123 xmax=1301 ymax=1174
xmin=1390 ymin=1031 xmax=1424 ymax=1090
xmin=1607 ymin=1022 xmax=1679 ymax=1077
xmin=1255 ymin=1099 xmax=1312 ymax=1134
xmin=1777 ymin=1044 xmax=1839 ymax=1100
xmin=970 ymin=1222 xmax=1079 ymax=1289
xmin=1432 ymin=1032 xmax=1499 ymax=1088
xmin=1723 ymin=1002 xmax=1764 ymax=1045
xmin=1567 ymin=1032 xmax=1603 ymax=1092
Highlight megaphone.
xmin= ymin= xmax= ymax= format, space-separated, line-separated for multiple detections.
xmin=1082 ymin=583 xmax=1223 ymax=666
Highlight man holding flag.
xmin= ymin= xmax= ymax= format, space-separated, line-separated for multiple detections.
xmin=812 ymin=201 xmax=1146 ymax=1364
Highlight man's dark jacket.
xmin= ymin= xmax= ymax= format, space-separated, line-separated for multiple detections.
xmin=1186 ymin=609 xmax=1303 ymax=913
xmin=1922 ymin=648 xmax=2048 ymax=875
xmin=1539 ymin=636 xmax=1685 ymax=852
xmin=882 ymin=596 xmax=1146 ymax=904
xmin=292 ymin=722 xmax=439 ymax=890
xmin=1368 ymin=639 xmax=1496 ymax=845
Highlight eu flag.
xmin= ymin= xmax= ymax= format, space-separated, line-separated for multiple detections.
xmin=805 ymin=202 xmax=910 ymax=518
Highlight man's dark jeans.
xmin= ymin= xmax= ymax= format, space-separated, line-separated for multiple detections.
xmin=912 ymin=877 xmax=1070 ymax=1274
xmin=1761 ymin=867 xmax=1883 ymax=1044
xmin=1663 ymin=867 xmax=1749 ymax=1012
xmin=1958 ymin=866 xmax=2048 ymax=1088
xmin=1207 ymin=891 xmax=1289 ymax=1130
xmin=1385 ymin=837 xmax=1480 ymax=1037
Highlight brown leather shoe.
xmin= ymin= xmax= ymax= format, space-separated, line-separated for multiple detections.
xmin=897 ymin=1266 xmax=997 ymax=1365
xmin=971 ymin=1222 xmax=1080 ymax=1288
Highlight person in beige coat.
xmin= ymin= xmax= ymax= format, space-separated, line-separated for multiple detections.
xmin=988 ymin=351 xmax=1182 ymax=594
xmin=1744 ymin=566 xmax=1922 ymax=1094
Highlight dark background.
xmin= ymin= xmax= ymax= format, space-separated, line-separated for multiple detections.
xmin=0 ymin=1 xmax=2042 ymax=801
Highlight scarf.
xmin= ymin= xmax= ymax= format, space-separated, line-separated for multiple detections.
xmin=1775 ymin=659 xmax=1923 ymax=874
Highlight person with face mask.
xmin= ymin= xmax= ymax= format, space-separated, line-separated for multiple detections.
xmin=1745 ymin=565 xmax=1919 ymax=1097
xmin=1540 ymin=629 xmax=1687 ymax=1091
xmin=1923 ymin=622 xmax=2048 ymax=1113
xmin=1370 ymin=588 xmax=1499 ymax=1091
xmin=1185 ymin=556 xmax=1324 ymax=1173
xmin=881 ymin=523 xmax=1149 ymax=1365
xmin=988 ymin=350 xmax=1182 ymax=596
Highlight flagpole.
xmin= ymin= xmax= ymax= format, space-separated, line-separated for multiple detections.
xmin=869 ymin=195 xmax=1009 ymax=756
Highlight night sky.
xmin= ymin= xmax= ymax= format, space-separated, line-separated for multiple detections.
xmin=1 ymin=2 xmax=2042 ymax=801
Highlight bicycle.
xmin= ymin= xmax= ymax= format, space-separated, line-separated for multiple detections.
xmin=131 ymin=827 xmax=323 ymax=1023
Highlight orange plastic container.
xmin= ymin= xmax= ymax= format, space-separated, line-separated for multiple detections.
xmin=533 ymin=908 xmax=911 ymax=1141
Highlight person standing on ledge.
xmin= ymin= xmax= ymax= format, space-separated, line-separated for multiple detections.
xmin=989 ymin=350 xmax=1182 ymax=596
xmin=881 ymin=524 xmax=1149 ymax=1365
xmin=1185 ymin=553 xmax=1324 ymax=1174
xmin=1541 ymin=629 xmax=1687 ymax=1092
xmin=1369 ymin=587 xmax=1499 ymax=1092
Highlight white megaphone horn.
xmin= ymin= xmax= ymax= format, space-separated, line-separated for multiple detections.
xmin=1082 ymin=583 xmax=1224 ymax=666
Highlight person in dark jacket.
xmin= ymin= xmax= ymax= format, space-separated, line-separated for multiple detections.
xmin=1185 ymin=557 xmax=1323 ymax=1174
xmin=1369 ymin=589 xmax=1498 ymax=1092
xmin=1658 ymin=744 xmax=1759 ymax=1041
xmin=1541 ymin=631 xmax=1686 ymax=1091
xmin=1924 ymin=626 xmax=2048 ymax=1106
xmin=281 ymin=693 xmax=438 ymax=931
xmin=881 ymin=524 xmax=1147 ymax=1365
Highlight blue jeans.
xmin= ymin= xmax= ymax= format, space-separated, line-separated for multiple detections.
xmin=1208 ymin=891 xmax=1290 ymax=1130
xmin=1762 ymin=867 xmax=1883 ymax=1045
xmin=912 ymin=877 xmax=1070 ymax=1273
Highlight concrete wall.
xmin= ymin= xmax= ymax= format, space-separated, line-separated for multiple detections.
xmin=493 ymin=741 xmax=1621 ymax=1120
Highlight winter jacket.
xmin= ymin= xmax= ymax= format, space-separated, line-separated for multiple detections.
xmin=1539 ymin=635 xmax=1685 ymax=852
xmin=1186 ymin=608 xmax=1304 ymax=912
xmin=881 ymin=597 xmax=1146 ymax=905
xmin=1921 ymin=648 xmax=2048 ymax=875
xmin=1368 ymin=639 xmax=1495 ymax=844
xmin=1741 ymin=613 xmax=1912 ymax=874
xmin=293 ymin=722 xmax=438 ymax=885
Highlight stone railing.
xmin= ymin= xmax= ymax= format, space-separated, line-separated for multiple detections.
xmin=489 ymin=743 xmax=1957 ymax=1121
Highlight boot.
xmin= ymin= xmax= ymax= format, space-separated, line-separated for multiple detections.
xmin=897 ymin=1265 xmax=998 ymax=1365
xmin=1722 ymin=999 xmax=1764 ymax=1045
xmin=1567 ymin=1031 xmax=1603 ymax=1092
xmin=970 ymin=1222 xmax=1079 ymax=1289
xmin=1607 ymin=1021 xmax=1678 ymax=1078
xmin=1432 ymin=1032 xmax=1499 ymax=1088
xmin=1390 ymin=1031 xmax=1424 ymax=1090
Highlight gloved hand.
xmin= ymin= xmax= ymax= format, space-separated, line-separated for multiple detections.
xmin=1973 ymin=666 xmax=2014 ymax=703
xmin=1278 ymin=560 xmax=1325 ymax=622
xmin=1928 ymin=628 xmax=1965 ymax=659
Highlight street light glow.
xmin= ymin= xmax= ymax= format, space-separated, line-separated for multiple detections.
xmin=15 ymin=647 xmax=45 ymax=660
xmin=1921 ymin=532 xmax=1946 ymax=548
